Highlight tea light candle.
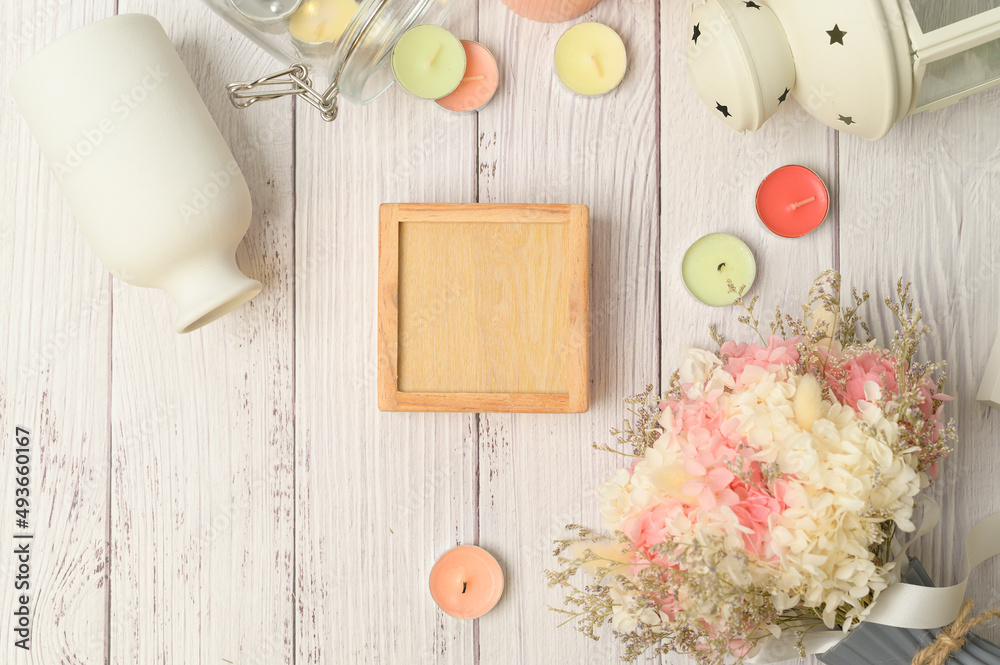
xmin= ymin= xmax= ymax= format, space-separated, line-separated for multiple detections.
xmin=554 ymin=22 xmax=627 ymax=96
xmin=436 ymin=41 xmax=500 ymax=112
xmin=682 ymin=233 xmax=756 ymax=307
xmin=755 ymin=165 xmax=830 ymax=238
xmin=502 ymin=0 xmax=603 ymax=23
xmin=392 ymin=25 xmax=467 ymax=100
xmin=288 ymin=0 xmax=359 ymax=43
xmin=429 ymin=545 xmax=504 ymax=620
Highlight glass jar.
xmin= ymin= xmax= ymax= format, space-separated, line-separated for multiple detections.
xmin=203 ymin=0 xmax=463 ymax=120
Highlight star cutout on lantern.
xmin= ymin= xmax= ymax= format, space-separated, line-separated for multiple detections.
xmin=778 ymin=88 xmax=790 ymax=104
xmin=745 ymin=1 xmax=762 ymax=8
xmin=716 ymin=102 xmax=731 ymax=118
xmin=692 ymin=23 xmax=701 ymax=44
xmin=838 ymin=114 xmax=855 ymax=125
xmin=827 ymin=24 xmax=847 ymax=45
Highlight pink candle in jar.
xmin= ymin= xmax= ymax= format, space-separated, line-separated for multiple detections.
xmin=501 ymin=0 xmax=604 ymax=23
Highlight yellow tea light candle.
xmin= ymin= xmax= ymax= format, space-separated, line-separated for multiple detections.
xmin=288 ymin=0 xmax=359 ymax=43
xmin=681 ymin=233 xmax=756 ymax=307
xmin=391 ymin=25 xmax=467 ymax=100
xmin=554 ymin=22 xmax=627 ymax=96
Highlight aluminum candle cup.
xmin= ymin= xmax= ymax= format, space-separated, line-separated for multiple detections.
xmin=10 ymin=14 xmax=262 ymax=333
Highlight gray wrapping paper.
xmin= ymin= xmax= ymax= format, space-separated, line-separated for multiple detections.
xmin=818 ymin=559 xmax=1000 ymax=665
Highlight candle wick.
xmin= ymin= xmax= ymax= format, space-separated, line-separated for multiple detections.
xmin=428 ymin=44 xmax=442 ymax=67
xmin=591 ymin=55 xmax=604 ymax=78
xmin=718 ymin=262 xmax=726 ymax=271
xmin=788 ymin=196 xmax=816 ymax=211
xmin=462 ymin=75 xmax=485 ymax=82
xmin=462 ymin=582 xmax=467 ymax=594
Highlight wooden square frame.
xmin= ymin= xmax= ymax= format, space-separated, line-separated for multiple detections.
xmin=378 ymin=203 xmax=589 ymax=413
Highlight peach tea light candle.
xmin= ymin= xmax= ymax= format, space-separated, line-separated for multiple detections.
xmin=391 ymin=24 xmax=467 ymax=100
xmin=429 ymin=545 xmax=504 ymax=619
xmin=554 ymin=22 xmax=627 ymax=96
xmin=436 ymin=41 xmax=500 ymax=112
xmin=682 ymin=233 xmax=756 ymax=307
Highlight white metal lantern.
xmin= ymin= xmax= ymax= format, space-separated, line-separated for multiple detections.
xmin=686 ymin=0 xmax=1000 ymax=140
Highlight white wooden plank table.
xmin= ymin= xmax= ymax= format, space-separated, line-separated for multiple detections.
xmin=1 ymin=0 xmax=998 ymax=663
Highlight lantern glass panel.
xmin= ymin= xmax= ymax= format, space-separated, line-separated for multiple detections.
xmin=907 ymin=0 xmax=1000 ymax=33
xmin=916 ymin=36 xmax=1000 ymax=108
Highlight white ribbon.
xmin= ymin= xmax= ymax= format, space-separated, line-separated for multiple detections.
xmin=865 ymin=501 xmax=1000 ymax=629
xmin=746 ymin=499 xmax=1000 ymax=663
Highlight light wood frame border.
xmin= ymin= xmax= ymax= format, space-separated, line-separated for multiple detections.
xmin=378 ymin=203 xmax=590 ymax=413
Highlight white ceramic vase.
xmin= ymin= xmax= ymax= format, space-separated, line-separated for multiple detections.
xmin=11 ymin=13 xmax=262 ymax=333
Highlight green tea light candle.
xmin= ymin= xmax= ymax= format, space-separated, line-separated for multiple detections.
xmin=681 ymin=233 xmax=756 ymax=306
xmin=391 ymin=25 xmax=467 ymax=100
xmin=554 ymin=22 xmax=627 ymax=96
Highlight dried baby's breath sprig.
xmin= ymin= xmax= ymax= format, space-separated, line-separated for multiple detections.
xmin=709 ymin=323 xmax=726 ymax=349
xmin=839 ymin=286 xmax=872 ymax=346
xmin=595 ymin=385 xmax=661 ymax=458
xmin=547 ymin=530 xmax=818 ymax=664
xmin=730 ymin=281 xmax=766 ymax=345
xmin=664 ymin=370 xmax=682 ymax=402
xmin=769 ymin=305 xmax=788 ymax=337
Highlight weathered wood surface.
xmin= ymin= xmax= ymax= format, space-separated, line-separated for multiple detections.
xmin=1 ymin=0 xmax=998 ymax=663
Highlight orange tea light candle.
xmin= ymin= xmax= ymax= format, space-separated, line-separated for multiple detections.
xmin=429 ymin=545 xmax=504 ymax=619
xmin=436 ymin=41 xmax=500 ymax=112
xmin=755 ymin=165 xmax=830 ymax=238
xmin=554 ymin=22 xmax=627 ymax=96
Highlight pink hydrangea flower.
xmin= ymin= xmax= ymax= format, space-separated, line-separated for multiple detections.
xmin=823 ymin=350 xmax=954 ymax=457
xmin=826 ymin=351 xmax=899 ymax=409
xmin=721 ymin=336 xmax=800 ymax=376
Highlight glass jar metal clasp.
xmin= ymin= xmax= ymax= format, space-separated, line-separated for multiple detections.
xmin=226 ymin=63 xmax=340 ymax=121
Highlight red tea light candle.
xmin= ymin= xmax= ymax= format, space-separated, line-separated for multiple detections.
xmin=755 ymin=165 xmax=830 ymax=238
xmin=429 ymin=545 xmax=504 ymax=619
xmin=436 ymin=41 xmax=500 ymax=112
